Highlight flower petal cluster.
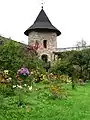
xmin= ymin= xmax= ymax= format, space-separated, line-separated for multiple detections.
xmin=4 ymin=70 xmax=9 ymax=75
xmin=17 ymin=67 xmax=29 ymax=76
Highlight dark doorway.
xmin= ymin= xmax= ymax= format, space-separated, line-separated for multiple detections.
xmin=41 ymin=54 xmax=51 ymax=72
xmin=41 ymin=54 xmax=48 ymax=63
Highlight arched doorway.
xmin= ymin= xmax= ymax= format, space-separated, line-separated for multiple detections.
xmin=41 ymin=54 xmax=48 ymax=63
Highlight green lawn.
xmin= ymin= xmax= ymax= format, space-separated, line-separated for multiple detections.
xmin=0 ymin=82 xmax=90 ymax=120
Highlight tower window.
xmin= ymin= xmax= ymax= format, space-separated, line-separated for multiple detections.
xmin=43 ymin=40 xmax=47 ymax=48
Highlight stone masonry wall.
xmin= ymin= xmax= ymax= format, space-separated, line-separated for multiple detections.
xmin=28 ymin=31 xmax=57 ymax=61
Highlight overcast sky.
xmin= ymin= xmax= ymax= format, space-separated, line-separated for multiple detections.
xmin=0 ymin=0 xmax=90 ymax=48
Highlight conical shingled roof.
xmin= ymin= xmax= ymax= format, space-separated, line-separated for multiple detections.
xmin=24 ymin=8 xmax=61 ymax=36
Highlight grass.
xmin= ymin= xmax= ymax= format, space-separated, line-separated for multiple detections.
xmin=0 ymin=82 xmax=90 ymax=120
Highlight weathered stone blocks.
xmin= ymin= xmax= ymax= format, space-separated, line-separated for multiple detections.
xmin=28 ymin=31 xmax=57 ymax=61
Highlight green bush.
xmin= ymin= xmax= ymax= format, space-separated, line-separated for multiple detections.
xmin=0 ymin=84 xmax=15 ymax=97
xmin=0 ymin=38 xmax=45 ymax=84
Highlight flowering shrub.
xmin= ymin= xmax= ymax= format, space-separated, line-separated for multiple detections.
xmin=0 ymin=70 xmax=12 ymax=83
xmin=48 ymin=73 xmax=71 ymax=84
xmin=59 ymin=75 xmax=72 ymax=84
xmin=16 ymin=67 xmax=30 ymax=106
xmin=0 ymin=70 xmax=15 ymax=96
xmin=30 ymin=69 xmax=45 ymax=83
xmin=15 ymin=67 xmax=33 ymax=89
xmin=16 ymin=68 xmax=29 ymax=77
xmin=49 ymin=85 xmax=59 ymax=99
xmin=16 ymin=67 xmax=29 ymax=81
xmin=49 ymin=84 xmax=67 ymax=99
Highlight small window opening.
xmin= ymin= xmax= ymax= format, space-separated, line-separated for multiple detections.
xmin=43 ymin=40 xmax=47 ymax=48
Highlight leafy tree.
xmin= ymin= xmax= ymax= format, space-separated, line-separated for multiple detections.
xmin=76 ymin=39 xmax=86 ymax=47
xmin=50 ymin=48 xmax=90 ymax=88
xmin=0 ymin=38 xmax=45 ymax=84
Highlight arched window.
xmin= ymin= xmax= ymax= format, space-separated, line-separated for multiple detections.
xmin=43 ymin=40 xmax=47 ymax=48
xmin=41 ymin=54 xmax=48 ymax=63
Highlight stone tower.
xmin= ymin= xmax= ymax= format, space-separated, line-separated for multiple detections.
xmin=24 ymin=8 xmax=61 ymax=62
